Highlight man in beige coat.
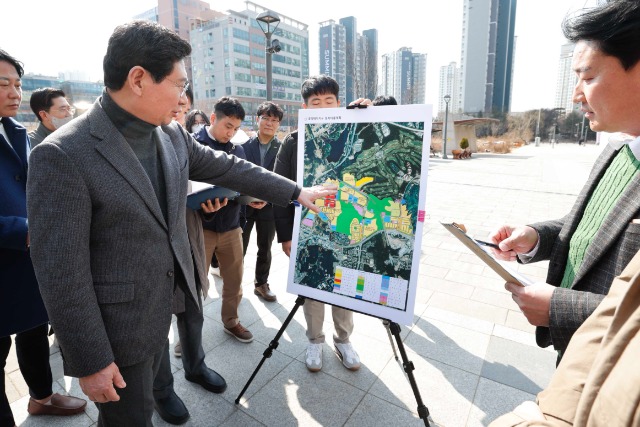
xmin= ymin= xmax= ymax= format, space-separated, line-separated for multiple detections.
xmin=491 ymin=246 xmax=640 ymax=426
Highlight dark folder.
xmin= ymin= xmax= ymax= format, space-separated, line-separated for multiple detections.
xmin=186 ymin=186 xmax=240 ymax=210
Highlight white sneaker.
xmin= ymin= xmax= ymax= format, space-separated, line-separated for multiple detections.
xmin=334 ymin=342 xmax=361 ymax=371
xmin=305 ymin=343 xmax=323 ymax=372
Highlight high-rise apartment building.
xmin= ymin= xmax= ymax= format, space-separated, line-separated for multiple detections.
xmin=438 ymin=62 xmax=459 ymax=116
xmin=380 ymin=47 xmax=427 ymax=105
xmin=555 ymin=43 xmax=578 ymax=112
xmin=319 ymin=20 xmax=346 ymax=104
xmin=412 ymin=52 xmax=427 ymax=105
xmin=319 ymin=18 xmax=378 ymax=105
xmin=135 ymin=0 xmax=224 ymax=81
xmin=189 ymin=2 xmax=309 ymax=129
xmin=362 ymin=29 xmax=378 ymax=101
xmin=459 ymin=0 xmax=517 ymax=115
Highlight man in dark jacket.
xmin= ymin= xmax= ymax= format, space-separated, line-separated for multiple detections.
xmin=193 ymin=97 xmax=255 ymax=343
xmin=241 ymin=101 xmax=283 ymax=302
xmin=26 ymin=23 xmax=335 ymax=425
xmin=0 ymin=48 xmax=86 ymax=427
xmin=273 ymin=76 xmax=370 ymax=373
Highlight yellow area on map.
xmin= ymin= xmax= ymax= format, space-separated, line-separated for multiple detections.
xmin=313 ymin=176 xmax=412 ymax=244
xmin=355 ymin=177 xmax=373 ymax=187
xmin=384 ymin=202 xmax=413 ymax=234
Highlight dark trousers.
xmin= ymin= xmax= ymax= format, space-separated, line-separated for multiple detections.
xmin=153 ymin=291 xmax=206 ymax=399
xmin=242 ymin=217 xmax=276 ymax=286
xmin=1 ymin=324 xmax=53 ymax=427
xmin=96 ymin=344 xmax=164 ymax=427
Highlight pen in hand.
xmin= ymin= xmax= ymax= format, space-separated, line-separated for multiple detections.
xmin=475 ymin=239 xmax=500 ymax=250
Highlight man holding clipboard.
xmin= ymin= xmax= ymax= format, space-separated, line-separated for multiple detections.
xmin=487 ymin=0 xmax=640 ymax=361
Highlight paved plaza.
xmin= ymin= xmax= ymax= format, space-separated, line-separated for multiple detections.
xmin=6 ymin=142 xmax=604 ymax=426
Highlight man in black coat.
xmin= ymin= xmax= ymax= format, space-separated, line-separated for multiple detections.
xmin=241 ymin=101 xmax=284 ymax=302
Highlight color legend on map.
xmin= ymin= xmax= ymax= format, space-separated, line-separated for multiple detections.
xmin=331 ymin=266 xmax=408 ymax=310
xmin=356 ymin=275 xmax=365 ymax=299
xmin=334 ymin=268 xmax=342 ymax=291
xmin=380 ymin=276 xmax=390 ymax=305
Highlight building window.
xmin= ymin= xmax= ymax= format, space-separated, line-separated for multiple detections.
xmin=236 ymin=87 xmax=252 ymax=96
xmin=234 ymin=72 xmax=251 ymax=83
xmin=252 ymin=63 xmax=266 ymax=72
xmin=251 ymin=34 xmax=265 ymax=45
xmin=232 ymin=28 xmax=250 ymax=41
xmin=234 ymin=58 xmax=251 ymax=69
xmin=234 ymin=44 xmax=250 ymax=55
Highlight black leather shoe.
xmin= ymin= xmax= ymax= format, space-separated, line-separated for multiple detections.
xmin=154 ymin=391 xmax=190 ymax=425
xmin=185 ymin=367 xmax=227 ymax=393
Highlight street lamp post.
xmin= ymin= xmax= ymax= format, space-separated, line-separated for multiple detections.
xmin=535 ymin=108 xmax=541 ymax=146
xmin=256 ymin=10 xmax=281 ymax=101
xmin=442 ymin=94 xmax=451 ymax=159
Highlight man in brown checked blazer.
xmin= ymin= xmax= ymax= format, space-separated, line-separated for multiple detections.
xmin=26 ymin=21 xmax=336 ymax=426
xmin=489 ymin=0 xmax=640 ymax=359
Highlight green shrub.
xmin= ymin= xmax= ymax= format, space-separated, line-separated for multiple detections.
xmin=459 ymin=138 xmax=469 ymax=150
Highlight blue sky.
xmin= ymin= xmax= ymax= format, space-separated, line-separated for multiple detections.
xmin=2 ymin=0 xmax=595 ymax=112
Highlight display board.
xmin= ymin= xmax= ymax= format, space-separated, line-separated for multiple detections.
xmin=287 ymin=105 xmax=432 ymax=325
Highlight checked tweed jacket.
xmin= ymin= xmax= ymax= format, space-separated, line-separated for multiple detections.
xmin=527 ymin=142 xmax=640 ymax=353
xmin=26 ymin=99 xmax=297 ymax=378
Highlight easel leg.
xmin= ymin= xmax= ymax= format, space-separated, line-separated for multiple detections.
xmin=382 ymin=320 xmax=399 ymax=361
xmin=235 ymin=296 xmax=306 ymax=404
xmin=388 ymin=321 xmax=431 ymax=427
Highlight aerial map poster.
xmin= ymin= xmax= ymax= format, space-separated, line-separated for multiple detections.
xmin=287 ymin=105 xmax=432 ymax=325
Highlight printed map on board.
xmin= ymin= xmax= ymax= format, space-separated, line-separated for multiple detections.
xmin=294 ymin=120 xmax=425 ymax=311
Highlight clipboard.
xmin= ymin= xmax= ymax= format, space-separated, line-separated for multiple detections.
xmin=441 ymin=222 xmax=533 ymax=286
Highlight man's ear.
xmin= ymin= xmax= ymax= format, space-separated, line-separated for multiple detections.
xmin=302 ymin=103 xmax=308 ymax=109
xmin=38 ymin=110 xmax=48 ymax=122
xmin=127 ymin=66 xmax=146 ymax=96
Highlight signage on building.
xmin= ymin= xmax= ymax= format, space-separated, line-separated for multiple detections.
xmin=320 ymin=26 xmax=333 ymax=76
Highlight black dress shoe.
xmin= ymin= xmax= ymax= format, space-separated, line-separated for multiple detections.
xmin=185 ymin=367 xmax=227 ymax=393
xmin=154 ymin=391 xmax=190 ymax=425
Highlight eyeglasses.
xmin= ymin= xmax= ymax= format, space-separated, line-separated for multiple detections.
xmin=165 ymin=77 xmax=190 ymax=97
xmin=53 ymin=106 xmax=76 ymax=115
xmin=259 ymin=116 xmax=280 ymax=124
